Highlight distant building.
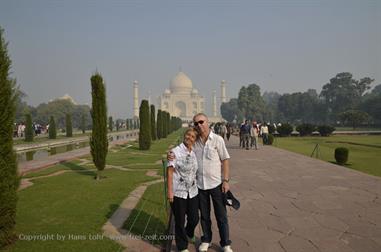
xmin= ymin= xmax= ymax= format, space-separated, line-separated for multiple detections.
xmin=132 ymin=71 xmax=226 ymax=122
xmin=50 ymin=94 xmax=77 ymax=105
xmin=157 ymin=71 xmax=205 ymax=121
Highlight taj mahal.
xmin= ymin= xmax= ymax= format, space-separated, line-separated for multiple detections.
xmin=132 ymin=71 xmax=227 ymax=122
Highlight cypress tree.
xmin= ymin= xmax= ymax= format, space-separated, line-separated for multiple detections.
xmin=66 ymin=113 xmax=72 ymax=137
xmin=108 ymin=116 xmax=113 ymax=132
xmin=150 ymin=104 xmax=156 ymax=141
xmin=49 ymin=116 xmax=57 ymax=139
xmin=162 ymin=111 xmax=166 ymax=138
xmin=170 ymin=116 xmax=174 ymax=133
xmin=81 ymin=114 xmax=86 ymax=134
xmin=161 ymin=111 xmax=167 ymax=138
xmin=166 ymin=112 xmax=170 ymax=135
xmin=0 ymin=26 xmax=19 ymax=248
xmin=163 ymin=111 xmax=168 ymax=138
xmin=125 ymin=118 xmax=129 ymax=130
xmin=90 ymin=73 xmax=108 ymax=180
xmin=160 ymin=110 xmax=165 ymax=138
xmin=139 ymin=100 xmax=151 ymax=150
xmin=25 ymin=113 xmax=34 ymax=142
xmin=157 ymin=109 xmax=162 ymax=139
xmin=116 ymin=119 xmax=120 ymax=131
xmin=132 ymin=119 xmax=136 ymax=129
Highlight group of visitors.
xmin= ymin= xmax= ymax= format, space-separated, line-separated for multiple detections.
xmin=239 ymin=120 xmax=271 ymax=149
xmin=167 ymin=113 xmax=234 ymax=252
xmin=210 ymin=122 xmax=232 ymax=141
xmin=13 ymin=122 xmax=46 ymax=138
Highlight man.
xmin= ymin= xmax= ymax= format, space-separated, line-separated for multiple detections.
xmin=250 ymin=121 xmax=259 ymax=150
xmin=169 ymin=113 xmax=233 ymax=252
xmin=260 ymin=123 xmax=269 ymax=145
xmin=240 ymin=120 xmax=251 ymax=150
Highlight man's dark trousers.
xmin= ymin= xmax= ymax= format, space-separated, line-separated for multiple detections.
xmin=171 ymin=195 xmax=199 ymax=250
xmin=199 ymin=184 xmax=232 ymax=247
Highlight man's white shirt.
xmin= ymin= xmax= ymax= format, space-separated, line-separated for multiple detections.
xmin=194 ymin=131 xmax=230 ymax=190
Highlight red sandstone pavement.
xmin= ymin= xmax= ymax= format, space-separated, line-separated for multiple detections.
xmin=181 ymin=135 xmax=381 ymax=252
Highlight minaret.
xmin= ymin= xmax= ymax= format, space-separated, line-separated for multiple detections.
xmin=212 ymin=90 xmax=217 ymax=117
xmin=133 ymin=80 xmax=139 ymax=118
xmin=221 ymin=80 xmax=227 ymax=103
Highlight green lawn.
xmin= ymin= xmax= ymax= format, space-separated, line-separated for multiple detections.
xmin=273 ymin=135 xmax=381 ymax=177
xmin=334 ymin=126 xmax=381 ymax=131
xmin=106 ymin=132 xmax=182 ymax=168
xmin=5 ymin=129 xmax=183 ymax=251
xmin=11 ymin=168 xmax=152 ymax=252
xmin=123 ymin=183 xmax=168 ymax=245
xmin=22 ymin=160 xmax=87 ymax=179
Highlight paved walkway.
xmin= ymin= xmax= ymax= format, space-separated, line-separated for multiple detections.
xmin=102 ymin=170 xmax=163 ymax=252
xmin=183 ymin=135 xmax=381 ymax=252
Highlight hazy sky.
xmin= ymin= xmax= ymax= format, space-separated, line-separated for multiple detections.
xmin=1 ymin=0 xmax=380 ymax=118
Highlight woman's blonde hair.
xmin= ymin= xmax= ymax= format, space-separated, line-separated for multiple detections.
xmin=183 ymin=127 xmax=198 ymax=138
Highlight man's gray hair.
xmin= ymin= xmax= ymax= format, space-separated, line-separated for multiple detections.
xmin=193 ymin=113 xmax=208 ymax=121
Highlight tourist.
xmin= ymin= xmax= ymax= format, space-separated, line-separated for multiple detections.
xmin=260 ymin=123 xmax=269 ymax=145
xmin=220 ymin=123 xmax=227 ymax=140
xmin=167 ymin=128 xmax=200 ymax=252
xmin=250 ymin=121 xmax=259 ymax=150
xmin=240 ymin=120 xmax=251 ymax=150
xmin=168 ymin=113 xmax=233 ymax=252
xmin=226 ymin=123 xmax=231 ymax=141
xmin=239 ymin=122 xmax=244 ymax=148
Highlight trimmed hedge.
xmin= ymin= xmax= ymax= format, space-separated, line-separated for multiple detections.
xmin=335 ymin=147 xmax=349 ymax=165
xmin=317 ymin=125 xmax=335 ymax=136
xmin=267 ymin=134 xmax=274 ymax=145
xmin=296 ymin=123 xmax=316 ymax=136
xmin=277 ymin=123 xmax=293 ymax=136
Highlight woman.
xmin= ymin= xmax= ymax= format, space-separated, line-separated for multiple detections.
xmin=167 ymin=128 xmax=199 ymax=252
xmin=250 ymin=121 xmax=259 ymax=150
xmin=226 ymin=123 xmax=231 ymax=141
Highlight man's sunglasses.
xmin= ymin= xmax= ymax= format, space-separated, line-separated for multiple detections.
xmin=194 ymin=120 xmax=205 ymax=126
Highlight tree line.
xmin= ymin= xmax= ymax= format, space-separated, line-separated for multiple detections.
xmin=221 ymin=72 xmax=380 ymax=128
xmin=138 ymin=100 xmax=182 ymax=150
xmin=15 ymin=93 xmax=91 ymax=130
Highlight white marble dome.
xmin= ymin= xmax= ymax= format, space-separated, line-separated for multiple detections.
xmin=170 ymin=71 xmax=193 ymax=93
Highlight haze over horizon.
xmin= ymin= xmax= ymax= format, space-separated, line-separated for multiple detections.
xmin=0 ymin=0 xmax=380 ymax=119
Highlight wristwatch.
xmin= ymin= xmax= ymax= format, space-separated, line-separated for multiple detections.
xmin=222 ymin=178 xmax=229 ymax=183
